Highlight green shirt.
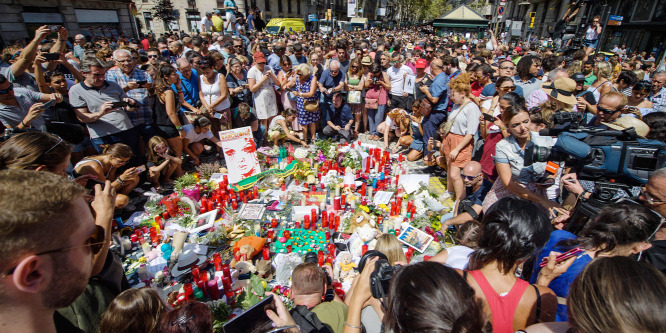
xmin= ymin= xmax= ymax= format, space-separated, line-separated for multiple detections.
xmin=584 ymin=74 xmax=597 ymax=87
xmin=311 ymin=301 xmax=349 ymax=333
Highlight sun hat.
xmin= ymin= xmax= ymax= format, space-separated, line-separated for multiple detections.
xmin=602 ymin=116 xmax=650 ymax=138
xmin=171 ymin=249 xmax=208 ymax=277
xmin=406 ymin=43 xmax=414 ymax=50
xmin=361 ymin=56 xmax=372 ymax=65
xmin=541 ymin=77 xmax=578 ymax=105
xmin=415 ymin=58 xmax=427 ymax=69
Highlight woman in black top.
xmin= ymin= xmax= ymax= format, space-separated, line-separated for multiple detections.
xmin=153 ymin=65 xmax=187 ymax=177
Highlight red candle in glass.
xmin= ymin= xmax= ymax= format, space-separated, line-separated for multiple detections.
xmin=405 ymin=247 xmax=415 ymax=263
xmin=222 ymin=277 xmax=232 ymax=291
xmin=232 ymin=200 xmax=238 ymax=210
xmin=130 ymin=234 xmax=138 ymax=243
xmin=318 ymin=251 xmax=325 ymax=266
xmin=295 ymin=222 xmax=301 ymax=229
xmin=207 ymin=280 xmax=221 ymax=300
xmin=333 ymin=196 xmax=341 ymax=210
xmin=325 ymin=231 xmax=330 ymax=240
xmin=281 ymin=183 xmax=286 ymax=191
xmin=267 ymin=229 xmax=274 ymax=241
xmin=362 ymin=244 xmax=368 ymax=255
xmin=327 ymin=243 xmax=337 ymax=255
xmin=340 ymin=194 xmax=346 ymax=208
xmin=162 ymin=211 xmax=170 ymax=220
xmin=207 ymin=200 xmax=214 ymax=212
xmin=335 ymin=216 xmax=340 ymax=231
xmin=304 ymin=183 xmax=309 ymax=190
xmin=320 ymin=183 xmax=325 ymax=190
xmin=241 ymin=193 xmax=248 ymax=203
xmin=200 ymin=205 xmax=208 ymax=214
xmin=287 ymin=245 xmax=292 ymax=253
xmin=196 ymin=280 xmax=207 ymax=297
xmin=311 ymin=208 xmax=317 ymax=223
xmin=377 ymin=215 xmax=383 ymax=226
xmin=311 ymin=222 xmax=316 ymax=231
xmin=184 ymin=283 xmax=194 ymax=301
xmin=329 ymin=212 xmax=335 ymax=222
xmin=407 ymin=200 xmax=413 ymax=213
xmin=395 ymin=228 xmax=400 ymax=236
xmin=222 ymin=265 xmax=231 ymax=279
xmin=271 ymin=218 xmax=278 ymax=228
xmin=155 ymin=215 xmax=164 ymax=229
xmin=322 ymin=214 xmax=328 ymax=228
xmin=304 ymin=215 xmax=310 ymax=229
xmin=253 ymin=186 xmax=259 ymax=198
xmin=213 ymin=253 xmax=223 ymax=271
xmin=262 ymin=247 xmax=270 ymax=260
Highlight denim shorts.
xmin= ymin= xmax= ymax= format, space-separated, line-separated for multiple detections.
xmin=583 ymin=39 xmax=598 ymax=49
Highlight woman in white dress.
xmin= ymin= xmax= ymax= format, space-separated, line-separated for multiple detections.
xmin=198 ymin=56 xmax=231 ymax=136
xmin=248 ymin=51 xmax=280 ymax=132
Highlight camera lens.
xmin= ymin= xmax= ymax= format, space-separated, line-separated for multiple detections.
xmin=304 ymin=251 xmax=318 ymax=264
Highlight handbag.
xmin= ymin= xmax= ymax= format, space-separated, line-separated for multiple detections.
xmin=347 ymin=90 xmax=362 ymax=104
xmin=365 ymin=98 xmax=379 ymax=109
xmin=441 ymin=101 xmax=471 ymax=136
xmin=299 ymin=78 xmax=319 ymax=112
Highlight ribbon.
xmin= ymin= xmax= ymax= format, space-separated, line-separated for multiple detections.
xmin=545 ymin=83 xmax=573 ymax=98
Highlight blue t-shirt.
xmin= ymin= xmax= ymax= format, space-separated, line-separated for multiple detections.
xmin=171 ymin=70 xmax=200 ymax=112
xmin=247 ymin=14 xmax=255 ymax=29
xmin=529 ymin=230 xmax=592 ymax=322
xmin=466 ymin=178 xmax=493 ymax=206
xmin=319 ymin=69 xmax=345 ymax=100
xmin=430 ymin=72 xmax=449 ymax=112
xmin=224 ymin=0 xmax=236 ymax=14
xmin=327 ymin=103 xmax=353 ymax=127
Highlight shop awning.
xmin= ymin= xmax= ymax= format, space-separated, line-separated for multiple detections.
xmin=433 ymin=22 xmax=486 ymax=28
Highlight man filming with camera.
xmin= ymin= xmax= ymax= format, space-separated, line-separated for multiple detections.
xmin=288 ymin=262 xmax=347 ymax=333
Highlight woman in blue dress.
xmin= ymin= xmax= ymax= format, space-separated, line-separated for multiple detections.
xmin=293 ymin=63 xmax=320 ymax=143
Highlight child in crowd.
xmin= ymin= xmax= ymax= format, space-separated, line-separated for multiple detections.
xmin=267 ymin=108 xmax=307 ymax=148
xmin=99 ymin=288 xmax=168 ymax=333
xmin=146 ymin=135 xmax=182 ymax=191
xmin=429 ymin=220 xmax=482 ymax=270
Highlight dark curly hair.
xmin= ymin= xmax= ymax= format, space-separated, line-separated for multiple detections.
xmin=516 ymin=55 xmax=541 ymax=79
xmin=468 ymin=197 xmax=551 ymax=274
xmin=643 ymin=112 xmax=666 ymax=142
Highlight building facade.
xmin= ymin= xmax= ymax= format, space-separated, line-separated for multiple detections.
xmin=135 ymin=0 xmax=323 ymax=35
xmin=491 ymin=0 xmax=666 ymax=59
xmin=0 ymin=0 xmax=137 ymax=45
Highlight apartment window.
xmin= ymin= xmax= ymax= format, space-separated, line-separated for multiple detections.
xmin=265 ymin=0 xmax=270 ymax=11
xmin=278 ymin=0 xmax=283 ymax=13
xmin=297 ymin=0 xmax=301 ymax=15
xmin=186 ymin=11 xmax=201 ymax=32
xmin=287 ymin=0 xmax=291 ymax=14
xmin=187 ymin=0 xmax=197 ymax=8
xmin=217 ymin=0 xmax=225 ymax=8
xmin=143 ymin=12 xmax=154 ymax=31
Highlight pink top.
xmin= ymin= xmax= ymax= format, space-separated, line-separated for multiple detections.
xmin=468 ymin=270 xmax=530 ymax=333
xmin=365 ymin=75 xmax=388 ymax=105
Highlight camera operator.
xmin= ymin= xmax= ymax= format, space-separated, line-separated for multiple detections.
xmin=289 ymin=262 xmax=346 ymax=333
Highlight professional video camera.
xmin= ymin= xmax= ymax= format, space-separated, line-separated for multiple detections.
xmin=357 ymin=250 xmax=396 ymax=302
xmin=524 ymin=111 xmax=666 ymax=232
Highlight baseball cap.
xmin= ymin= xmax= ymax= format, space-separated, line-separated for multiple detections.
xmin=214 ymin=9 xmax=221 ymax=14
xmin=414 ymin=46 xmax=422 ymax=51
xmin=515 ymin=46 xmax=523 ymax=53
xmin=571 ymin=72 xmax=586 ymax=82
xmin=253 ymin=51 xmax=266 ymax=63
xmin=415 ymin=58 xmax=427 ymax=69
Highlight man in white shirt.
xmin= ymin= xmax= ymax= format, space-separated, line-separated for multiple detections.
xmin=201 ymin=12 xmax=213 ymax=32
xmin=387 ymin=52 xmax=414 ymax=110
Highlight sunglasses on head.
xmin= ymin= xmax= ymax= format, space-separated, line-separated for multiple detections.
xmin=0 ymin=83 xmax=14 ymax=95
xmin=1 ymin=225 xmax=106 ymax=277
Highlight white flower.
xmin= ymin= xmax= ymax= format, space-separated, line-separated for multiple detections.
xmin=294 ymin=148 xmax=309 ymax=159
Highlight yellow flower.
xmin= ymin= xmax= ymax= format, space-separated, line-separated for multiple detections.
xmin=360 ymin=206 xmax=370 ymax=212
xmin=138 ymin=257 xmax=147 ymax=263
xmin=379 ymin=204 xmax=388 ymax=210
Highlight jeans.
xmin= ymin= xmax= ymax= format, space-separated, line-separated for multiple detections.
xmin=91 ymin=127 xmax=141 ymax=167
xmin=322 ymin=125 xmax=352 ymax=143
xmin=253 ymin=124 xmax=266 ymax=147
xmin=367 ymin=104 xmax=387 ymax=136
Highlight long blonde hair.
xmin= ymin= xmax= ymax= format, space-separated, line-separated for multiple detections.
xmin=375 ymin=233 xmax=407 ymax=265
xmin=146 ymin=136 xmax=172 ymax=163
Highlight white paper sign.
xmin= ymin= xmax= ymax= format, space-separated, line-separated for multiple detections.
xmin=398 ymin=174 xmax=430 ymax=194
xmin=373 ymin=191 xmax=394 ymax=206
xmin=404 ymin=74 xmax=416 ymax=95
xmin=219 ymin=126 xmax=261 ymax=184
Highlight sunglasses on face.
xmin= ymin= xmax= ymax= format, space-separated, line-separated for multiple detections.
xmin=597 ymin=105 xmax=620 ymax=115
xmin=1 ymin=225 xmax=106 ymax=277
xmin=461 ymin=173 xmax=480 ymax=181
xmin=500 ymin=86 xmax=516 ymax=91
xmin=147 ymin=55 xmax=159 ymax=58
xmin=0 ymin=83 xmax=14 ymax=95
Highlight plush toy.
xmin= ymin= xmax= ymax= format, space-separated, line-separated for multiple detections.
xmin=255 ymin=259 xmax=275 ymax=281
xmin=347 ymin=209 xmax=373 ymax=234
xmin=350 ymin=224 xmax=379 ymax=258
xmin=231 ymin=243 xmax=256 ymax=268
xmin=334 ymin=251 xmax=357 ymax=282
xmin=231 ymin=261 xmax=256 ymax=290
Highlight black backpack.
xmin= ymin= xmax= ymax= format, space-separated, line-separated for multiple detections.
xmin=289 ymin=305 xmax=332 ymax=333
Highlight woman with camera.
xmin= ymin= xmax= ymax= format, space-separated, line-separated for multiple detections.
xmin=343 ymin=257 xmax=492 ymax=333
xmin=481 ymin=104 xmax=563 ymax=215
xmin=528 ymin=202 xmax=661 ymax=322
xmin=364 ymin=63 xmax=390 ymax=141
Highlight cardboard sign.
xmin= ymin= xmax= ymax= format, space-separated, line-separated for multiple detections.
xmin=219 ymin=126 xmax=261 ymax=184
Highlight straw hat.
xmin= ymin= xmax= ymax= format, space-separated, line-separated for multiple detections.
xmin=541 ymin=77 xmax=578 ymax=105
xmin=602 ymin=116 xmax=650 ymax=138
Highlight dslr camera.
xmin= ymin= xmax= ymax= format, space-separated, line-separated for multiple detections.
xmin=358 ymin=250 xmax=396 ymax=300
xmin=304 ymin=252 xmax=335 ymax=301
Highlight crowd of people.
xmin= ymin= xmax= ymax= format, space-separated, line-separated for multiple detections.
xmin=1 ymin=13 xmax=666 ymax=333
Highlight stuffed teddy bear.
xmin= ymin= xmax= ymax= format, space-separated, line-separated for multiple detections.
xmin=231 ymin=261 xmax=256 ymax=290
xmin=255 ymin=259 xmax=275 ymax=281
xmin=350 ymin=224 xmax=379 ymax=258
xmin=347 ymin=209 xmax=373 ymax=234
xmin=230 ymin=244 xmax=256 ymax=268
xmin=334 ymin=251 xmax=357 ymax=282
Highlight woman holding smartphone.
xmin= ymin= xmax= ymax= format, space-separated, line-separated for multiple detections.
xmin=153 ymin=65 xmax=186 ymax=177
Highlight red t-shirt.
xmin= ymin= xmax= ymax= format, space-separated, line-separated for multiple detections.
xmin=471 ymin=81 xmax=484 ymax=97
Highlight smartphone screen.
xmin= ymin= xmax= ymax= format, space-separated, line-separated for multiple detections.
xmin=135 ymin=165 xmax=146 ymax=174
xmin=111 ymin=101 xmax=128 ymax=108
xmin=223 ymin=294 xmax=274 ymax=333
xmin=482 ymin=113 xmax=496 ymax=122
xmin=84 ymin=179 xmax=106 ymax=192
xmin=42 ymin=99 xmax=56 ymax=109
xmin=43 ymin=53 xmax=60 ymax=61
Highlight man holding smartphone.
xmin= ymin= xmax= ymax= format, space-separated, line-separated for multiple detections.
xmin=106 ymin=48 xmax=155 ymax=152
xmin=0 ymin=73 xmax=62 ymax=129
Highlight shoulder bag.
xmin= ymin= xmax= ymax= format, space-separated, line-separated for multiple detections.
xmin=441 ymin=101 xmax=471 ymax=136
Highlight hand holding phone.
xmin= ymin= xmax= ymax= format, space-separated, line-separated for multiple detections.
xmin=42 ymin=99 xmax=56 ymax=109
xmin=111 ymin=101 xmax=128 ymax=108
xmin=43 ymin=53 xmax=60 ymax=61
xmin=134 ymin=165 xmax=146 ymax=174
xmin=482 ymin=113 xmax=496 ymax=122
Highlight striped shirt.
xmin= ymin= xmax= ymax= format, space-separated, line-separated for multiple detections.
xmin=105 ymin=67 xmax=153 ymax=125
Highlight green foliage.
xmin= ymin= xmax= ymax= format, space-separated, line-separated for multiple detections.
xmin=174 ymin=173 xmax=198 ymax=191
xmin=210 ymin=302 xmax=233 ymax=332
xmin=197 ymin=162 xmax=221 ymax=181
xmin=152 ymin=0 xmax=176 ymax=22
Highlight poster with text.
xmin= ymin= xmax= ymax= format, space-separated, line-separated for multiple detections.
xmin=347 ymin=0 xmax=357 ymax=18
xmin=219 ymin=127 xmax=260 ymax=184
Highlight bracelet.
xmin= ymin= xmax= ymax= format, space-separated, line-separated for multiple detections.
xmin=579 ymin=189 xmax=588 ymax=198
xmin=116 ymin=178 xmax=125 ymax=185
xmin=344 ymin=322 xmax=362 ymax=329
xmin=176 ymin=125 xmax=183 ymax=130
xmin=20 ymin=120 xmax=28 ymax=128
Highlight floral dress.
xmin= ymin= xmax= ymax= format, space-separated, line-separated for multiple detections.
xmin=295 ymin=75 xmax=320 ymax=126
